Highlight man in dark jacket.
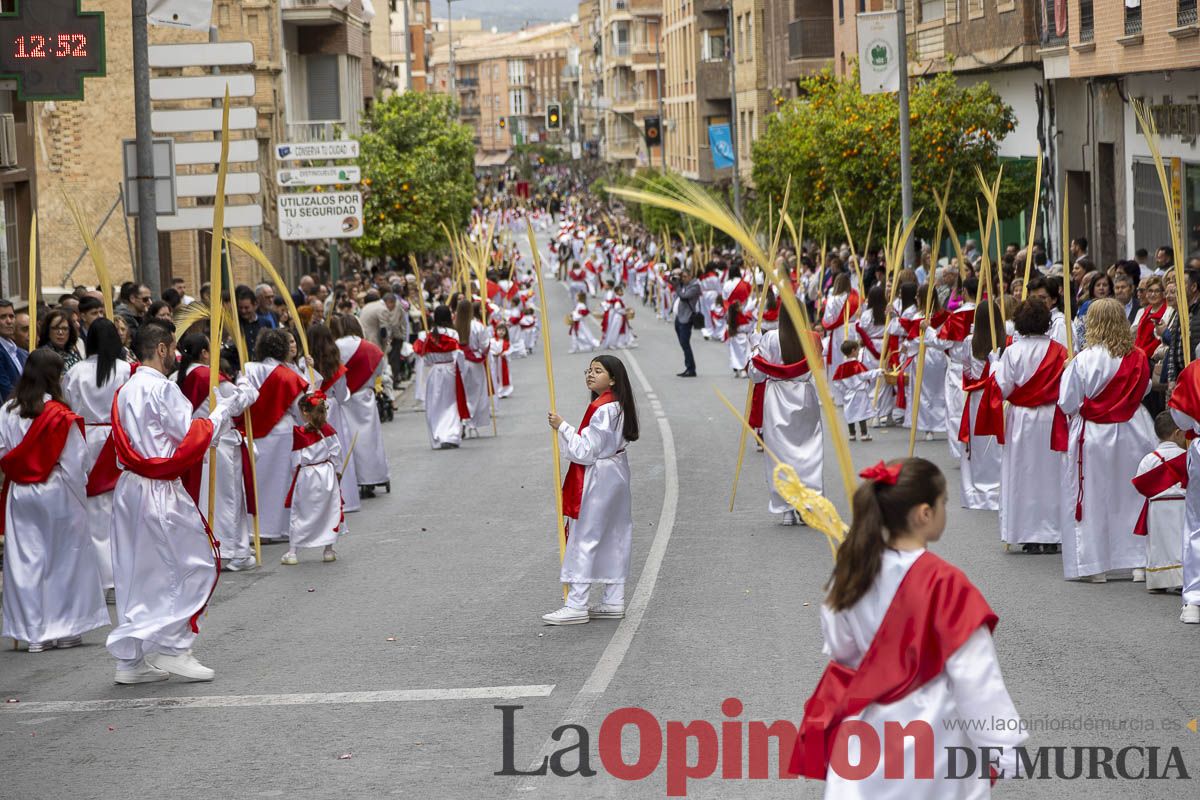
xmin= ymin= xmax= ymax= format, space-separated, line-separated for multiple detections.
xmin=670 ymin=267 xmax=701 ymax=377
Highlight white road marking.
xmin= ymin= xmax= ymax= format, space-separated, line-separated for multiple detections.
xmin=512 ymin=282 xmax=680 ymax=793
xmin=0 ymin=685 xmax=556 ymax=714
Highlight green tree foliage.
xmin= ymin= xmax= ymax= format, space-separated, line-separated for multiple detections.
xmin=354 ymin=93 xmax=475 ymax=257
xmin=752 ymin=69 xmax=1030 ymax=247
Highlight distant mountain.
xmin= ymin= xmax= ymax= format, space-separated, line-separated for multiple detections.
xmin=439 ymin=0 xmax=575 ymax=31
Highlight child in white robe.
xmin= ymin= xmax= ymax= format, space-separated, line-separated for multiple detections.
xmin=1132 ymin=412 xmax=1186 ymax=592
xmin=281 ymin=392 xmax=343 ymax=565
xmin=832 ymin=340 xmax=880 ymax=442
xmin=797 ymin=457 xmax=1026 ymax=795
xmin=415 ymin=306 xmax=466 ymax=450
xmin=568 ymin=292 xmax=600 ymax=353
xmin=490 ymin=324 xmax=514 ymax=399
xmin=725 ymin=300 xmax=752 ymax=377
xmin=0 ymin=350 xmax=106 ymax=652
xmin=542 ymin=355 xmax=637 ymax=625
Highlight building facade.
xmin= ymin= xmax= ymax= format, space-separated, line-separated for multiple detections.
xmin=371 ymin=0 xmax=433 ymax=95
xmin=663 ymin=0 xmax=733 ymax=182
xmin=596 ymin=0 xmax=664 ymax=170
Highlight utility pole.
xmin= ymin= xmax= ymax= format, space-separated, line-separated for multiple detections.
xmin=726 ymin=5 xmax=741 ymax=219
xmin=896 ymin=0 xmax=915 ymax=266
xmin=403 ymin=0 xmax=414 ymax=92
xmin=132 ymin=0 xmax=161 ymax=298
xmin=654 ymin=19 xmax=666 ymax=172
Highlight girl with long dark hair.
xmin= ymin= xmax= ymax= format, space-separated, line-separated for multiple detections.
xmin=944 ymin=301 xmax=1006 ymax=511
xmin=542 ymin=354 xmax=638 ymax=625
xmin=38 ymin=308 xmax=81 ymax=370
xmin=1 ymin=349 xmax=107 ymax=652
xmin=791 ymin=458 xmax=1025 ymax=792
xmin=414 ymin=304 xmax=467 ymax=449
xmin=748 ymin=306 xmax=824 ymax=525
xmin=304 ymin=322 xmax=360 ymax=510
xmin=64 ymin=318 xmax=133 ymax=592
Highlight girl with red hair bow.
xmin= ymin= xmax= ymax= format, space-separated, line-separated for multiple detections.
xmin=280 ymin=391 xmax=343 ymax=566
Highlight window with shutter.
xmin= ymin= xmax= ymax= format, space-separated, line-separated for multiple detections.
xmin=306 ymin=55 xmax=341 ymax=121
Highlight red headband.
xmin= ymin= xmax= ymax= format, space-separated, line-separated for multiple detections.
xmin=304 ymin=390 xmax=327 ymax=408
xmin=859 ymin=460 xmax=902 ymax=486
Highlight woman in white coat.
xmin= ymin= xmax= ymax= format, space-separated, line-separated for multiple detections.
xmin=63 ymin=319 xmax=132 ymax=592
xmin=748 ymin=313 xmax=823 ymax=525
xmin=1 ymin=349 xmax=107 ymax=652
xmin=415 ymin=305 xmax=468 ymax=449
xmin=541 ymin=355 xmax=637 ymax=626
xmin=1058 ymin=298 xmax=1157 ymax=581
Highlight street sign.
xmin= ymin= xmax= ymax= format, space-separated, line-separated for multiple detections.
xmin=277 ymin=191 xmax=363 ymax=241
xmin=275 ymin=140 xmax=359 ymax=162
xmin=0 ymin=0 xmax=106 ymax=101
xmin=176 ymin=172 xmax=261 ymax=198
xmin=150 ymin=74 xmax=255 ymax=101
xmin=175 ymin=139 xmax=259 ymax=165
xmin=158 ymin=204 xmax=264 ymax=232
xmin=148 ymin=41 xmax=253 ymax=68
xmin=152 ymin=107 xmax=257 ymax=133
xmin=277 ymin=166 xmax=361 ymax=187
xmin=122 ymin=138 xmax=177 ymax=216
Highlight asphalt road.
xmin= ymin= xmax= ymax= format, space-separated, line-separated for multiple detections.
xmin=2 ymin=228 xmax=1198 ymax=799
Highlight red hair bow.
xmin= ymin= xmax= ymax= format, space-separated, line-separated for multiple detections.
xmin=304 ymin=390 xmax=327 ymax=408
xmin=859 ymin=460 xmax=902 ymax=486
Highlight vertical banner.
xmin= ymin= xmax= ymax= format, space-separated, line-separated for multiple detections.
xmin=709 ymin=123 xmax=735 ymax=170
xmin=857 ymin=11 xmax=901 ymax=96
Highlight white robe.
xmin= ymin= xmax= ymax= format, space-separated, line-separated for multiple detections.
xmin=187 ymin=369 xmax=256 ymax=563
xmin=288 ymin=430 xmax=343 ymax=549
xmin=106 ymin=368 xmax=245 ymax=661
xmin=558 ymin=401 xmax=633 ymax=585
xmin=335 ymin=336 xmax=390 ymax=486
xmin=238 ymin=359 xmax=308 ymax=540
xmin=821 ymin=292 xmax=853 ymax=373
xmin=64 ymin=356 xmax=132 ymax=588
xmin=819 ymin=548 xmax=1026 ymax=799
xmin=419 ymin=329 xmax=465 ymax=449
xmin=1134 ymin=443 xmax=1185 ymax=591
xmin=458 ymin=320 xmax=492 ymax=432
xmin=0 ymin=402 xmax=107 ymax=645
xmin=833 ymin=364 xmax=882 ymax=425
xmin=749 ymin=330 xmax=823 ymax=514
xmin=1058 ymin=346 xmax=1157 ymax=579
xmin=569 ymin=303 xmax=599 ymax=352
xmin=312 ymin=366 xmax=360 ymax=514
xmin=726 ymin=323 xmax=752 ymax=372
xmin=947 ymin=344 xmax=1001 ymax=511
xmin=1171 ymin=408 xmax=1200 ymax=606
xmin=993 ymin=337 xmax=1065 ymax=546
xmin=489 ymin=338 xmax=514 ymax=399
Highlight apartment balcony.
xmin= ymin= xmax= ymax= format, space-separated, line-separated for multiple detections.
xmin=610 ymin=92 xmax=637 ymax=114
xmin=788 ymin=17 xmax=834 ymax=60
xmin=458 ymin=76 xmax=479 ymax=88
xmin=1182 ymin=0 xmax=1198 ymax=27
xmin=1037 ymin=0 xmax=1068 ymax=49
xmin=609 ymin=0 xmax=633 ymax=21
xmin=461 ymin=105 xmax=481 ymax=118
xmin=635 ymin=97 xmax=658 ymax=114
xmin=282 ymin=0 xmax=353 ymax=25
xmin=607 ymin=137 xmax=640 ymax=160
xmin=288 ymin=119 xmax=360 ymax=142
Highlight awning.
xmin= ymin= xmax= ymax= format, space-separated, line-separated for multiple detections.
xmin=475 ymin=151 xmax=511 ymax=168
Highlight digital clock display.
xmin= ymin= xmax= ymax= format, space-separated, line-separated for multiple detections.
xmin=0 ymin=1 xmax=105 ymax=102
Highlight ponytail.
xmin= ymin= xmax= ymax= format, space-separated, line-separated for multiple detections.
xmin=826 ymin=457 xmax=946 ymax=611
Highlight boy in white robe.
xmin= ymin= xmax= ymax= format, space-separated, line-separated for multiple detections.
xmin=832 ymin=340 xmax=880 ymax=441
xmin=1132 ymin=412 xmax=1186 ymax=592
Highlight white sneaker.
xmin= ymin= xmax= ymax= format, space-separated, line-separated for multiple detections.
xmin=26 ymin=641 xmax=54 ymax=654
xmin=780 ymin=509 xmax=799 ymax=526
xmin=924 ymin=431 xmax=934 ymax=441
xmin=1181 ymin=605 xmax=1200 ymax=624
xmin=1132 ymin=568 xmax=1146 ymax=583
xmin=323 ymin=549 xmax=337 ymax=563
xmin=1084 ymin=573 xmax=1108 ymax=584
xmin=280 ymin=552 xmax=298 ymax=566
xmin=146 ymin=650 xmax=215 ymax=682
xmin=589 ymin=603 xmax=625 ymax=619
xmin=541 ymin=606 xmax=590 ymax=626
xmin=114 ymin=661 xmax=170 ymax=685
xmin=224 ymin=557 xmax=257 ymax=572
xmin=55 ymin=635 xmax=83 ymax=649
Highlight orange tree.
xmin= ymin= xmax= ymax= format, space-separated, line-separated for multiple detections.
xmin=752 ymin=68 xmax=1027 ymax=247
xmin=355 ymin=92 xmax=475 ymax=257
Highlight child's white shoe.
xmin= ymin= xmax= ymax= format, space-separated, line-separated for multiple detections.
xmin=541 ymin=606 xmax=589 ymax=625
xmin=1180 ymin=605 xmax=1200 ymax=624
xmin=280 ymin=553 xmax=299 ymax=566
xmin=323 ymin=549 xmax=337 ymax=563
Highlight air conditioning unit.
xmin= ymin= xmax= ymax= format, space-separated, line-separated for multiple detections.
xmin=0 ymin=114 xmax=16 ymax=168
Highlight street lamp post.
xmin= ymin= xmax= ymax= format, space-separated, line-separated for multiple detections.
xmin=654 ymin=19 xmax=666 ymax=172
xmin=447 ymin=0 xmax=458 ymax=97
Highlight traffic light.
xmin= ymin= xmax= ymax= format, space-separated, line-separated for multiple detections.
xmin=643 ymin=116 xmax=661 ymax=146
xmin=546 ymin=103 xmax=562 ymax=130
xmin=499 ymin=117 xmax=507 ymax=130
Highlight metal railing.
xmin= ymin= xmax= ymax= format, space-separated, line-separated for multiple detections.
xmin=610 ymin=42 xmax=631 ymax=57
xmin=1125 ymin=4 xmax=1143 ymax=35
xmin=788 ymin=17 xmax=834 ymax=60
xmin=1182 ymin=0 xmax=1198 ymax=27
xmin=282 ymin=0 xmax=347 ymax=9
xmin=287 ymin=119 xmax=359 ymax=142
xmin=1038 ymin=0 xmax=1068 ymax=47
xmin=1079 ymin=1 xmax=1094 ymax=42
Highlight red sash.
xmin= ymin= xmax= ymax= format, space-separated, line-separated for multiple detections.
xmin=854 ymin=323 xmax=881 ymax=360
xmin=789 ymin=551 xmax=997 ymax=780
xmin=0 ymin=401 xmax=84 ymax=536
xmin=1006 ymin=341 xmax=1069 ymax=451
xmin=344 ymin=339 xmax=384 ymax=394
xmin=180 ymin=366 xmax=212 ymax=411
xmin=560 ymin=391 xmax=616 ymax=531
xmin=821 ymin=292 xmax=861 ymax=331
xmin=248 ymin=365 xmax=308 ymax=436
xmin=495 ymin=340 xmax=512 ymax=387
xmin=1134 ymin=303 xmax=1167 ymax=358
xmin=1168 ymin=360 xmax=1200 ymax=423
xmin=959 ymin=363 xmax=1004 ymax=448
xmin=937 ymin=307 xmax=974 ymax=342
xmin=420 ymin=333 xmax=471 ymax=418
xmin=831 ymin=360 xmax=868 ymax=382
xmin=1131 ymin=451 xmax=1188 ymax=536
xmin=724 ymin=279 xmax=751 ymax=312
xmin=1072 ymin=352 xmax=1150 ymax=521
xmin=749 ymin=354 xmax=811 ymax=381
xmin=320 ymin=364 xmax=349 ymax=394
xmin=748 ymin=381 xmax=766 ymax=429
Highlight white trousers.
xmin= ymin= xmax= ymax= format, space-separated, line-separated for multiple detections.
xmin=567 ymin=582 xmax=624 ymax=610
